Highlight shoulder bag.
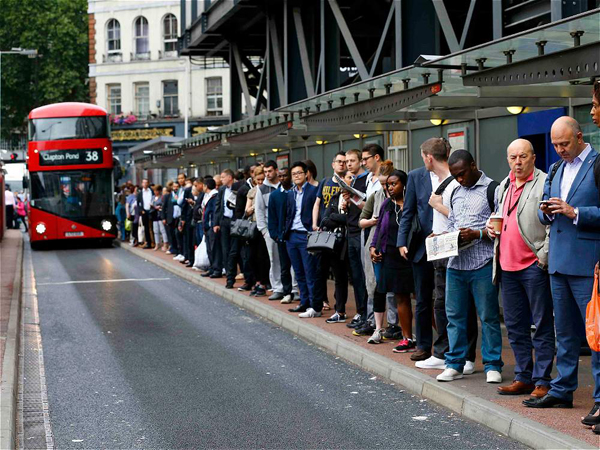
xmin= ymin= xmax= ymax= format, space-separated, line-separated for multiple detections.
xmin=230 ymin=214 xmax=257 ymax=241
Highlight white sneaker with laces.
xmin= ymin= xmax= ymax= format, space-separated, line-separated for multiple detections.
xmin=415 ymin=356 xmax=446 ymax=370
xmin=436 ymin=368 xmax=463 ymax=382
xmin=280 ymin=294 xmax=293 ymax=304
xmin=298 ymin=308 xmax=321 ymax=318
xmin=486 ymin=370 xmax=502 ymax=383
xmin=464 ymin=360 xmax=475 ymax=375
xmin=367 ymin=329 xmax=384 ymax=344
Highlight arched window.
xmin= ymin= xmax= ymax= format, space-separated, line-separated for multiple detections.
xmin=163 ymin=14 xmax=178 ymax=55
xmin=106 ymin=19 xmax=121 ymax=54
xmin=133 ymin=16 xmax=149 ymax=59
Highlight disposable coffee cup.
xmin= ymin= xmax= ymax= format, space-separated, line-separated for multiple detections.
xmin=490 ymin=215 xmax=503 ymax=235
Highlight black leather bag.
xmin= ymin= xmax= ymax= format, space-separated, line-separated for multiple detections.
xmin=230 ymin=216 xmax=257 ymax=241
xmin=307 ymin=230 xmax=343 ymax=254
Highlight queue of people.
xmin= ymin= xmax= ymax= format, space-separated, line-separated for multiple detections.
xmin=122 ymin=82 xmax=600 ymax=435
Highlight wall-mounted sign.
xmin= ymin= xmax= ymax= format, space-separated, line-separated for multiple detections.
xmin=192 ymin=126 xmax=208 ymax=136
xmin=111 ymin=127 xmax=175 ymax=142
xmin=276 ymin=154 xmax=289 ymax=169
xmin=447 ymin=128 xmax=468 ymax=153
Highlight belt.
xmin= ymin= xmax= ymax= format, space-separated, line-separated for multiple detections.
xmin=291 ymin=230 xmax=307 ymax=234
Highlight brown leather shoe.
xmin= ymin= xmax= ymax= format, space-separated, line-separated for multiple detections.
xmin=530 ymin=385 xmax=550 ymax=398
xmin=410 ymin=349 xmax=431 ymax=361
xmin=497 ymin=380 xmax=535 ymax=396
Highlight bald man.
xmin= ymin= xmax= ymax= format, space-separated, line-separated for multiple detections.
xmin=487 ymin=139 xmax=554 ymax=399
xmin=524 ymin=117 xmax=600 ymax=415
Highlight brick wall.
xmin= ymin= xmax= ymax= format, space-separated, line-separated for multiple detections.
xmin=88 ymin=13 xmax=96 ymax=104
xmin=89 ymin=77 xmax=97 ymax=105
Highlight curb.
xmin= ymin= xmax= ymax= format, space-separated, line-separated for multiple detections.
xmin=0 ymin=236 xmax=24 ymax=450
xmin=117 ymin=241 xmax=595 ymax=450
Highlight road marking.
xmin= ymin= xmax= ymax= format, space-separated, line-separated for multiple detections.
xmin=37 ymin=277 xmax=170 ymax=286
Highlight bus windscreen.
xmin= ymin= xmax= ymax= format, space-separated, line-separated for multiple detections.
xmin=29 ymin=116 xmax=108 ymax=141
xmin=30 ymin=170 xmax=113 ymax=218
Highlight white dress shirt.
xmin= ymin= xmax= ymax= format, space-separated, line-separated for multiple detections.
xmin=141 ymin=188 xmax=152 ymax=210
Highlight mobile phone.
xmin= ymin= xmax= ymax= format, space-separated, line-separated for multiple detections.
xmin=539 ymin=200 xmax=550 ymax=207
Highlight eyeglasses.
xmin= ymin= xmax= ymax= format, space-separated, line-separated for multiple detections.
xmin=291 ymin=171 xmax=305 ymax=177
xmin=334 ymin=160 xmax=346 ymax=164
xmin=361 ymin=155 xmax=374 ymax=163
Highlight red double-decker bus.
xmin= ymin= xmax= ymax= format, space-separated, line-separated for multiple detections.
xmin=27 ymin=102 xmax=117 ymax=248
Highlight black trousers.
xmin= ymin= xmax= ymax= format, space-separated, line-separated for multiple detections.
xmin=227 ymin=235 xmax=251 ymax=284
xmin=217 ymin=217 xmax=232 ymax=273
xmin=5 ymin=205 xmax=15 ymax=229
xmin=166 ymin=221 xmax=177 ymax=253
xmin=277 ymin=241 xmax=293 ymax=295
xmin=141 ymin=211 xmax=152 ymax=245
xmin=249 ymin=234 xmax=270 ymax=286
xmin=183 ymin=221 xmax=194 ymax=263
xmin=412 ymin=257 xmax=435 ymax=352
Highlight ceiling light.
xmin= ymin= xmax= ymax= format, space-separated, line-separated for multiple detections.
xmin=506 ymin=106 xmax=525 ymax=115
xmin=315 ymin=140 xmax=328 ymax=145
xmin=430 ymin=119 xmax=447 ymax=126
xmin=353 ymin=134 xmax=367 ymax=139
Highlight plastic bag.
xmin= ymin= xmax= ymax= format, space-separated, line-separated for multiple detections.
xmin=124 ymin=218 xmax=132 ymax=232
xmin=138 ymin=222 xmax=145 ymax=244
xmin=193 ymin=236 xmax=210 ymax=270
xmin=586 ymin=272 xmax=600 ymax=352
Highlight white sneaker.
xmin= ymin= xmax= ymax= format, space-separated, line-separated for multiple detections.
xmin=367 ymin=329 xmax=384 ymax=344
xmin=280 ymin=294 xmax=293 ymax=304
xmin=486 ymin=370 xmax=502 ymax=384
xmin=436 ymin=368 xmax=463 ymax=382
xmin=464 ymin=360 xmax=475 ymax=375
xmin=415 ymin=356 xmax=446 ymax=370
xmin=298 ymin=308 xmax=322 ymax=318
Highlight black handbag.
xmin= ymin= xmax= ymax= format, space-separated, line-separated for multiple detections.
xmin=307 ymin=230 xmax=342 ymax=253
xmin=230 ymin=215 xmax=257 ymax=241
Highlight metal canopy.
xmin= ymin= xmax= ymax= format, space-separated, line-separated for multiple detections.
xmin=463 ymin=41 xmax=600 ymax=86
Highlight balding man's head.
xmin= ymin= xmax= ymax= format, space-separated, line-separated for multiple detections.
xmin=507 ymin=139 xmax=535 ymax=181
xmin=550 ymin=116 xmax=586 ymax=163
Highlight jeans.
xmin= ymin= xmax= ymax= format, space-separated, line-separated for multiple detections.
xmin=549 ymin=273 xmax=600 ymax=402
xmin=432 ymin=259 xmax=478 ymax=362
xmin=277 ymin=241 xmax=293 ymax=295
xmin=152 ymin=220 xmax=168 ymax=246
xmin=116 ymin=204 xmax=126 ymax=240
xmin=347 ymin=235 xmax=367 ymax=318
xmin=412 ymin=258 xmax=435 ymax=352
xmin=500 ymin=263 xmax=555 ymax=386
xmin=446 ymin=262 xmax=503 ymax=373
xmin=286 ymin=231 xmax=319 ymax=310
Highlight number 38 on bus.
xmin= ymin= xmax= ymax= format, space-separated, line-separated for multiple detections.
xmin=27 ymin=102 xmax=117 ymax=248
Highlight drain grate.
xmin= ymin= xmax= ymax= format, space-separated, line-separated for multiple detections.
xmin=17 ymin=247 xmax=54 ymax=450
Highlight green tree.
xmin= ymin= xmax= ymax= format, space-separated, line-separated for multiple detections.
xmin=0 ymin=0 xmax=89 ymax=139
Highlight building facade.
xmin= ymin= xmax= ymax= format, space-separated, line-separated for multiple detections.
xmin=88 ymin=0 xmax=230 ymax=182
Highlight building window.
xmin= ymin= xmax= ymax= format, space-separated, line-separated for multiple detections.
xmin=106 ymin=19 xmax=121 ymax=53
xmin=134 ymin=82 xmax=150 ymax=117
xmin=107 ymin=84 xmax=121 ymax=115
xmin=163 ymin=14 xmax=178 ymax=56
xmin=163 ymin=80 xmax=178 ymax=116
xmin=133 ymin=16 xmax=150 ymax=59
xmin=206 ymin=77 xmax=223 ymax=116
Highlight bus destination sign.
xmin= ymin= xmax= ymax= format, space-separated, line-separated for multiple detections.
xmin=39 ymin=149 xmax=103 ymax=166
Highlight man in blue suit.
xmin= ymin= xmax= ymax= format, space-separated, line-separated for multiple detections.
xmin=285 ymin=161 xmax=320 ymax=317
xmin=397 ymin=161 xmax=435 ymax=358
xmin=525 ymin=117 xmax=600 ymax=415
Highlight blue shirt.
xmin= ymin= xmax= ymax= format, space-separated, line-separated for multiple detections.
xmin=447 ymin=172 xmax=495 ymax=271
xmin=292 ymin=182 xmax=307 ymax=232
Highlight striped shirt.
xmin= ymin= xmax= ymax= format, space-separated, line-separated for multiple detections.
xmin=447 ymin=172 xmax=495 ymax=271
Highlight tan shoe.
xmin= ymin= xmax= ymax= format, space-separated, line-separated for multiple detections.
xmin=497 ymin=380 xmax=535 ymax=395
xmin=530 ymin=385 xmax=550 ymax=398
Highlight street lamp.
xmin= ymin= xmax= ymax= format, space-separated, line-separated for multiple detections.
xmin=0 ymin=48 xmax=38 ymax=146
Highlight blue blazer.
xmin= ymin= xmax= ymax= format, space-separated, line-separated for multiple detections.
xmin=268 ymin=188 xmax=288 ymax=242
xmin=284 ymin=183 xmax=318 ymax=238
xmin=538 ymin=147 xmax=600 ymax=277
xmin=397 ymin=166 xmax=434 ymax=263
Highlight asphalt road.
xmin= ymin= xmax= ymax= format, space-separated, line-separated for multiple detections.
xmin=29 ymin=243 xmax=527 ymax=449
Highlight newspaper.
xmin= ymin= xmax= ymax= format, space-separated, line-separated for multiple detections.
xmin=333 ymin=173 xmax=367 ymax=205
xmin=425 ymin=231 xmax=476 ymax=261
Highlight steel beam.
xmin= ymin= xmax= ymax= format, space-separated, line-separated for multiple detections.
xmin=231 ymin=43 xmax=255 ymax=117
xmin=395 ymin=0 xmax=403 ymax=69
xmin=431 ymin=0 xmax=460 ymax=52
xmin=428 ymin=96 xmax=570 ymax=108
xmin=381 ymin=110 xmax=476 ymax=121
xmin=463 ymin=41 xmax=600 ymax=86
xmin=295 ymin=122 xmax=409 ymax=134
xmin=477 ymin=85 xmax=593 ymax=98
xmin=254 ymin=48 xmax=269 ymax=115
xmin=370 ymin=2 xmax=395 ymax=77
xmin=292 ymin=7 xmax=316 ymax=98
xmin=303 ymin=83 xmax=442 ymax=126
xmin=268 ymin=17 xmax=286 ymax=104
xmin=227 ymin=122 xmax=292 ymax=144
xmin=459 ymin=0 xmax=477 ymax=50
xmin=327 ymin=0 xmax=369 ymax=81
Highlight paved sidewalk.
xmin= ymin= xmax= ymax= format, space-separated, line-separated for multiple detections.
xmin=122 ymin=241 xmax=599 ymax=448
xmin=0 ymin=230 xmax=24 ymax=449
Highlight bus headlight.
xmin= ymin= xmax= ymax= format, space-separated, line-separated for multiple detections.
xmin=35 ymin=223 xmax=47 ymax=235
xmin=101 ymin=220 xmax=112 ymax=231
